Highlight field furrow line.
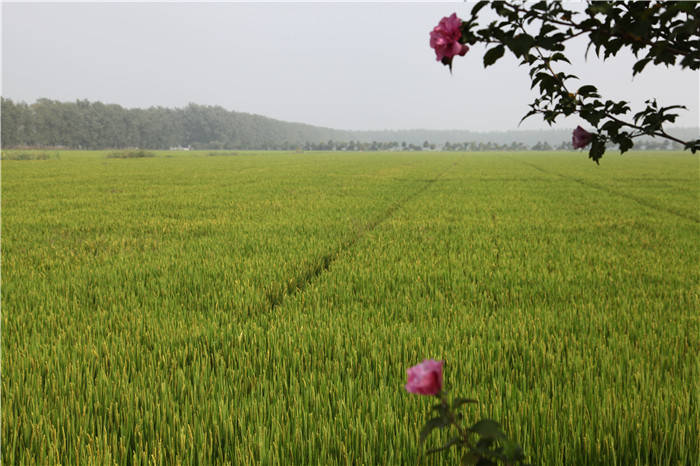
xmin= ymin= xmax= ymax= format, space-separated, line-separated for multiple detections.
xmin=263 ymin=162 xmax=457 ymax=312
xmin=518 ymin=159 xmax=700 ymax=223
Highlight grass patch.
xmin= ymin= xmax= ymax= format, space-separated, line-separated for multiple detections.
xmin=1 ymin=151 xmax=59 ymax=160
xmin=207 ymin=151 xmax=240 ymax=157
xmin=106 ymin=149 xmax=156 ymax=159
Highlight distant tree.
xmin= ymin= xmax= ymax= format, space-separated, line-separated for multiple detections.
xmin=430 ymin=1 xmax=700 ymax=163
xmin=1 ymin=98 xmax=24 ymax=147
xmin=556 ymin=140 xmax=572 ymax=151
xmin=508 ymin=141 xmax=527 ymax=151
xmin=0 ymin=98 xmax=362 ymax=150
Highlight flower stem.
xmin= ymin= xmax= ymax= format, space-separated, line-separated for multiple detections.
xmin=440 ymin=393 xmax=473 ymax=449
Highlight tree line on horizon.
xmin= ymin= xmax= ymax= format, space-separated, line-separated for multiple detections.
xmin=1 ymin=98 xmax=685 ymax=152
xmin=1 ymin=97 xmax=354 ymax=150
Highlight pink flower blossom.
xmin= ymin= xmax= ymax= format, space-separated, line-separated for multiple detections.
xmin=572 ymin=126 xmax=594 ymax=149
xmin=430 ymin=14 xmax=469 ymax=65
xmin=405 ymin=359 xmax=444 ymax=395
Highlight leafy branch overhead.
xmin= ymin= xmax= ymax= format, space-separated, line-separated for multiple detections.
xmin=430 ymin=1 xmax=700 ymax=163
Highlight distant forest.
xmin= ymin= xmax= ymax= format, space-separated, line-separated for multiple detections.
xmin=1 ymin=98 xmax=693 ymax=151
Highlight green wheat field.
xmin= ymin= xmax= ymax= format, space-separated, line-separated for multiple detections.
xmin=2 ymin=150 xmax=698 ymax=465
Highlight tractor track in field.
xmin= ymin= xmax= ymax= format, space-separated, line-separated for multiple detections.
xmin=263 ymin=162 xmax=457 ymax=312
xmin=517 ymin=159 xmax=700 ymax=224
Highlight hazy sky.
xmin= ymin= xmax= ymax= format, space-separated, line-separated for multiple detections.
xmin=2 ymin=1 xmax=698 ymax=131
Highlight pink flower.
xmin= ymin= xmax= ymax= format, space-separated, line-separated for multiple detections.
xmin=572 ymin=126 xmax=594 ymax=149
xmin=405 ymin=359 xmax=444 ymax=395
xmin=430 ymin=13 xmax=469 ymax=66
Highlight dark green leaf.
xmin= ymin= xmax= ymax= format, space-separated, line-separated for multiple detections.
xmin=483 ymin=45 xmax=505 ymax=67
xmin=617 ymin=134 xmax=634 ymax=154
xmin=431 ymin=402 xmax=449 ymax=419
xmin=609 ymin=101 xmax=631 ymax=115
xmin=508 ymin=34 xmax=535 ymax=57
xmin=632 ymin=57 xmax=652 ymax=75
xmin=577 ymin=85 xmax=598 ymax=97
xmin=601 ymin=119 xmax=622 ymax=136
xmin=469 ymin=419 xmax=506 ymax=440
xmin=476 ymin=459 xmax=498 ymax=466
xmin=453 ymin=397 xmax=479 ymax=410
xmin=471 ymin=1 xmax=489 ymax=16
xmin=531 ymin=1 xmax=548 ymax=11
xmin=539 ymin=24 xmax=557 ymax=36
xmin=550 ymin=52 xmax=571 ymax=64
xmin=501 ymin=439 xmax=526 ymax=461
xmin=538 ymin=74 xmax=557 ymax=94
xmin=579 ymin=106 xmax=603 ymax=127
xmin=476 ymin=437 xmax=495 ymax=450
xmin=425 ymin=436 xmax=463 ymax=455
xmin=684 ymin=139 xmax=700 ymax=153
xmin=420 ymin=416 xmax=450 ymax=447
xmin=589 ymin=138 xmax=606 ymax=164
xmin=519 ymin=109 xmax=539 ymax=125
xmin=461 ymin=451 xmax=480 ymax=465
xmin=660 ymin=104 xmax=687 ymax=112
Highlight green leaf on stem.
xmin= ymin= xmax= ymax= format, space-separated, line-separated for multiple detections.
xmin=461 ymin=451 xmax=480 ymax=465
xmin=469 ymin=419 xmax=506 ymax=440
xmin=425 ymin=436 xmax=463 ymax=455
xmin=589 ymin=138 xmax=606 ymax=164
xmin=476 ymin=458 xmax=498 ymax=466
xmin=420 ymin=416 xmax=451 ymax=447
xmin=632 ymin=57 xmax=653 ymax=75
xmin=476 ymin=437 xmax=495 ymax=451
xmin=539 ymin=24 xmax=557 ymax=36
xmin=531 ymin=1 xmax=548 ymax=11
xmin=483 ymin=45 xmax=506 ymax=67
xmin=508 ymin=34 xmax=535 ymax=58
xmin=577 ymin=85 xmax=598 ymax=97
xmin=519 ymin=109 xmax=539 ymax=125
xmin=684 ymin=139 xmax=700 ymax=154
xmin=501 ymin=439 xmax=526 ymax=462
xmin=463 ymin=450 xmax=497 ymax=466
xmin=550 ymin=52 xmax=571 ymax=64
xmin=617 ymin=134 xmax=633 ymax=154
xmin=431 ymin=402 xmax=449 ymax=419
xmin=471 ymin=1 xmax=489 ymax=16
xmin=453 ymin=397 xmax=479 ymax=410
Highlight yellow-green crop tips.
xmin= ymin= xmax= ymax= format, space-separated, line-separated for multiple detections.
xmin=2 ymin=150 xmax=698 ymax=464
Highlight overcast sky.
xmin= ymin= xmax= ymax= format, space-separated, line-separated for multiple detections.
xmin=2 ymin=2 xmax=698 ymax=132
